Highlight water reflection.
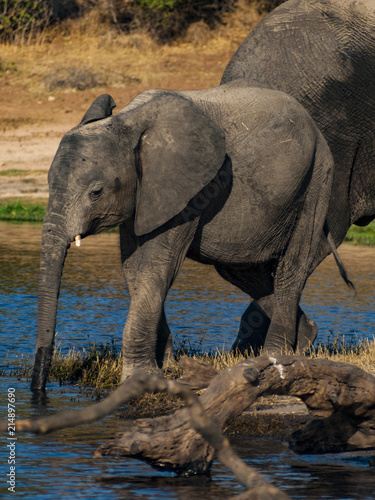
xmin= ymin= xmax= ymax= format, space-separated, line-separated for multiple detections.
xmin=0 ymin=222 xmax=375 ymax=499
xmin=230 ymin=435 xmax=375 ymax=500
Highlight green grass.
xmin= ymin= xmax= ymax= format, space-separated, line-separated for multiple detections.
xmin=0 ymin=201 xmax=46 ymax=222
xmin=0 ymin=169 xmax=27 ymax=176
xmin=137 ymin=0 xmax=180 ymax=9
xmin=0 ymin=59 xmax=17 ymax=73
xmin=344 ymin=221 xmax=375 ymax=246
xmin=0 ymin=169 xmax=47 ymax=176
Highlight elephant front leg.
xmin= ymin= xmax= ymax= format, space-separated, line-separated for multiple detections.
xmin=121 ymin=286 xmax=167 ymax=381
xmin=119 ymin=221 xmax=199 ymax=382
xmin=121 ymin=279 xmax=173 ymax=374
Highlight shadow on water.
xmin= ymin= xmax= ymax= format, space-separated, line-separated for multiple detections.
xmin=0 ymin=221 xmax=375 ymax=499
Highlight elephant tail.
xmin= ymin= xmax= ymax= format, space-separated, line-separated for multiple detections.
xmin=324 ymin=222 xmax=355 ymax=291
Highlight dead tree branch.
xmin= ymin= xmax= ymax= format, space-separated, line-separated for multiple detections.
xmin=177 ymin=355 xmax=219 ymax=389
xmin=96 ymin=355 xmax=375 ymax=467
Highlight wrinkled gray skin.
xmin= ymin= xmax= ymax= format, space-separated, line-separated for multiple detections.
xmin=221 ymin=0 xmax=375 ymax=352
xmin=31 ymin=82 xmax=334 ymax=392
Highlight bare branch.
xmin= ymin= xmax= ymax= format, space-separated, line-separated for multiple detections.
xmin=1 ymin=371 xmax=161 ymax=434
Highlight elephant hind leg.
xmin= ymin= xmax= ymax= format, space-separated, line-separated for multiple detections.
xmin=214 ymin=263 xmax=318 ymax=355
xmin=214 ymin=263 xmax=273 ymax=355
xmin=232 ymin=298 xmax=318 ymax=355
xmin=231 ymin=300 xmax=270 ymax=355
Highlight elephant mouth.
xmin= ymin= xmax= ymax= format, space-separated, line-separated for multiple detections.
xmin=71 ymin=216 xmax=120 ymax=246
xmin=71 ymin=211 xmax=127 ymax=247
xmin=70 ymin=218 xmax=101 ymax=246
xmin=91 ymin=213 xmax=126 ymax=234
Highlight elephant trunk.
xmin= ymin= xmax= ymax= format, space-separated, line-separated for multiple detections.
xmin=31 ymin=212 xmax=70 ymax=392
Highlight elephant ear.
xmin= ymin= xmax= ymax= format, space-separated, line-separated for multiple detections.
xmin=128 ymin=93 xmax=226 ymax=236
xmin=80 ymin=94 xmax=116 ymax=125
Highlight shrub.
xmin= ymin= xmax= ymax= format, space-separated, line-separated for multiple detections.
xmin=344 ymin=221 xmax=375 ymax=246
xmin=106 ymin=0 xmax=238 ymax=42
xmin=0 ymin=0 xmax=287 ymax=44
xmin=43 ymin=66 xmax=106 ymax=91
xmin=0 ymin=0 xmax=51 ymax=42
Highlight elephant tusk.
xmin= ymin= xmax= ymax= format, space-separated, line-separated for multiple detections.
xmin=75 ymin=235 xmax=81 ymax=247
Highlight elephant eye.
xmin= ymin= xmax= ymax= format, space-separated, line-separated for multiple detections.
xmin=90 ymin=187 xmax=103 ymax=199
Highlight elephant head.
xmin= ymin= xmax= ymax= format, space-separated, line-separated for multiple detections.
xmin=31 ymin=92 xmax=226 ymax=392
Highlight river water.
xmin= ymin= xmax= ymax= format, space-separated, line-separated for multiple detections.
xmin=0 ymin=221 xmax=374 ymax=499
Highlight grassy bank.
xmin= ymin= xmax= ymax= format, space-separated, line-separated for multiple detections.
xmin=0 ymin=201 xmax=374 ymax=245
xmin=2 ymin=338 xmax=374 ymax=418
xmin=3 ymin=337 xmax=375 ymax=389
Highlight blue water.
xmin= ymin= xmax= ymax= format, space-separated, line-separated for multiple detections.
xmin=1 ymin=223 xmax=374 ymax=360
xmin=0 ymin=222 xmax=374 ymax=499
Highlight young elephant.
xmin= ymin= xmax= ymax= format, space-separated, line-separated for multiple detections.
xmin=32 ymin=81 xmax=334 ymax=392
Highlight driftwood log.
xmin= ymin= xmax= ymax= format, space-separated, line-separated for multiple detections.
xmin=2 ymin=355 xmax=375 ymax=498
xmin=97 ymin=355 xmax=375 ymax=466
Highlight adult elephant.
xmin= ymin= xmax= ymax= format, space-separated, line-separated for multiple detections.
xmin=32 ymin=82 xmax=336 ymax=392
xmin=221 ymin=0 xmax=375 ymax=352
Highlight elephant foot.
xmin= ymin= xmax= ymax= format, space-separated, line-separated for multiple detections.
xmin=295 ymin=312 xmax=318 ymax=353
xmin=120 ymin=359 xmax=162 ymax=383
xmin=232 ymin=334 xmax=266 ymax=356
xmin=162 ymin=353 xmax=178 ymax=372
xmin=231 ymin=302 xmax=271 ymax=356
xmin=264 ymin=309 xmax=318 ymax=355
xmin=159 ymin=336 xmax=176 ymax=371
xmin=231 ymin=300 xmax=318 ymax=357
xmin=263 ymin=336 xmax=295 ymax=356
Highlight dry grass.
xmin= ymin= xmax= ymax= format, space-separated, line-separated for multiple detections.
xmin=191 ymin=339 xmax=375 ymax=377
xmin=0 ymin=1 xmax=261 ymax=97
xmin=307 ymin=338 xmax=375 ymax=376
xmin=50 ymin=341 xmax=122 ymax=389
xmin=2 ymin=338 xmax=374 ymax=418
xmin=4 ymin=337 xmax=374 ymax=387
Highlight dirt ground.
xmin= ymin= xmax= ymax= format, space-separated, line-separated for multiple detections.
xmin=0 ymin=4 xmax=261 ymax=203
